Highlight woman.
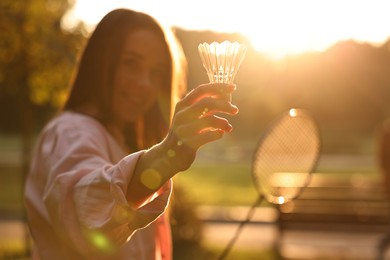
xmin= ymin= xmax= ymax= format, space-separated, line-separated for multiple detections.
xmin=24 ymin=8 xmax=238 ymax=260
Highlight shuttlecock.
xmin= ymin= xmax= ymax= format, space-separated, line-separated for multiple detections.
xmin=198 ymin=41 xmax=246 ymax=84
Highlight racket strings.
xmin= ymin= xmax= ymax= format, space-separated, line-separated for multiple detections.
xmin=218 ymin=109 xmax=321 ymax=260
xmin=253 ymin=115 xmax=320 ymax=203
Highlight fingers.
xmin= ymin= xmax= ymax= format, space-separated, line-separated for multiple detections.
xmin=168 ymin=115 xmax=231 ymax=154
xmin=164 ymin=83 xmax=239 ymax=169
xmin=176 ymin=115 xmax=233 ymax=138
xmin=174 ymin=96 xmax=239 ymax=125
xmin=159 ymin=128 xmax=224 ymax=173
xmin=165 ymin=127 xmax=224 ymax=159
xmin=176 ymin=83 xmax=236 ymax=110
xmin=196 ymin=97 xmax=239 ymax=117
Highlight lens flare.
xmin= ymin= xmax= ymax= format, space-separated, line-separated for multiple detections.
xmin=140 ymin=169 xmax=162 ymax=190
xmin=289 ymin=108 xmax=298 ymax=117
xmin=113 ymin=204 xmax=135 ymax=223
xmin=167 ymin=149 xmax=176 ymax=158
xmin=85 ymin=230 xmax=114 ymax=253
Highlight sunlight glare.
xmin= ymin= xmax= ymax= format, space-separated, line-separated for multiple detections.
xmin=140 ymin=169 xmax=162 ymax=190
xmin=289 ymin=108 xmax=297 ymax=117
xmin=84 ymin=230 xmax=115 ymax=253
xmin=243 ymin=0 xmax=390 ymax=59
xmin=67 ymin=0 xmax=390 ymax=59
xmin=276 ymin=196 xmax=285 ymax=204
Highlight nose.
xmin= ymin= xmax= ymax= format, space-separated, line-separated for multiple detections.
xmin=136 ymin=70 xmax=154 ymax=90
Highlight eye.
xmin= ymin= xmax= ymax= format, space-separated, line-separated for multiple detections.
xmin=122 ymin=57 xmax=140 ymax=71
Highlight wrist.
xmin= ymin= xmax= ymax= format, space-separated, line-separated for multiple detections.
xmin=138 ymin=143 xmax=176 ymax=188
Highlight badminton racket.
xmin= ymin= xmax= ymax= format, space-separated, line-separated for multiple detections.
xmin=218 ymin=108 xmax=321 ymax=259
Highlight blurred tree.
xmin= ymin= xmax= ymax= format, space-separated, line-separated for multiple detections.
xmin=0 ymin=0 xmax=86 ymax=131
xmin=0 ymin=1 xmax=85 ymax=148
xmin=0 ymin=0 xmax=85 ymax=254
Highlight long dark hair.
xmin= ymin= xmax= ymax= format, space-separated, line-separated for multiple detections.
xmin=64 ymin=8 xmax=187 ymax=150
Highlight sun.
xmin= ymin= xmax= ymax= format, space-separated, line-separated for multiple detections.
xmin=239 ymin=4 xmax=332 ymax=59
xmin=243 ymin=19 xmax=341 ymax=60
xmin=240 ymin=0 xmax=390 ymax=59
xmin=65 ymin=0 xmax=390 ymax=60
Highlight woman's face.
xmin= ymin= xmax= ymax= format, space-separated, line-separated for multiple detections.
xmin=112 ymin=29 xmax=169 ymax=127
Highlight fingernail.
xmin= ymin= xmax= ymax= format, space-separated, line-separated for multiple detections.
xmin=231 ymin=105 xmax=239 ymax=114
xmin=221 ymin=84 xmax=236 ymax=93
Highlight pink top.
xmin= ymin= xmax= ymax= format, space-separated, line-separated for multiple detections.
xmin=25 ymin=111 xmax=172 ymax=260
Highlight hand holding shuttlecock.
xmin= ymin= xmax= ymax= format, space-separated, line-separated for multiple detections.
xmin=198 ymin=41 xmax=246 ymax=101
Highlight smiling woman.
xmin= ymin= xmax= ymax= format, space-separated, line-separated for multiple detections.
xmin=64 ymin=0 xmax=390 ymax=60
xmin=25 ymin=7 xmax=240 ymax=260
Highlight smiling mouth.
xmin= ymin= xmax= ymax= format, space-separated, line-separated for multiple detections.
xmin=122 ymin=92 xmax=143 ymax=105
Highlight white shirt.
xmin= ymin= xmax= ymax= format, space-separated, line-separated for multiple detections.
xmin=25 ymin=111 xmax=172 ymax=260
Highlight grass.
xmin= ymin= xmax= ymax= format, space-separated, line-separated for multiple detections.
xmin=0 ymin=134 xmax=383 ymax=259
xmin=0 ymin=133 xmax=381 ymax=210
xmin=173 ymin=159 xmax=380 ymax=208
xmin=206 ymin=245 xmax=279 ymax=260
xmin=0 ymin=162 xmax=258 ymax=214
xmin=0 ymin=166 xmax=24 ymax=215
xmin=0 ymin=155 xmax=381 ymax=214
xmin=174 ymin=162 xmax=259 ymax=207
xmin=172 ymin=241 xmax=277 ymax=260
xmin=0 ymin=239 xmax=30 ymax=260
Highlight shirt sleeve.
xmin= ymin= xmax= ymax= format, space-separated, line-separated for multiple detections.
xmin=40 ymin=119 xmax=172 ymax=256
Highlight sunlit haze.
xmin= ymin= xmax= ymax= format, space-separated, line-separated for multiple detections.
xmin=63 ymin=0 xmax=390 ymax=59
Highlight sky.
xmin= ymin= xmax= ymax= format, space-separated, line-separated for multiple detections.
xmin=63 ymin=0 xmax=390 ymax=59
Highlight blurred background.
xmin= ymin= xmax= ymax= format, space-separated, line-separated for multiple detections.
xmin=1 ymin=0 xmax=390 ymax=259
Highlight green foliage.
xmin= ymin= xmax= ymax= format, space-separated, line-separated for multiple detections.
xmin=206 ymin=246 xmax=279 ymax=260
xmin=0 ymin=0 xmax=86 ymax=107
xmin=170 ymin=185 xmax=215 ymax=259
xmin=175 ymin=163 xmax=258 ymax=206
xmin=0 ymin=166 xmax=23 ymax=215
